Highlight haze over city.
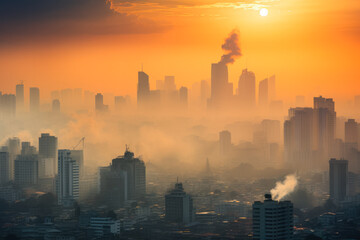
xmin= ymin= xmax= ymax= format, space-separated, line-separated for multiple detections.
xmin=0 ymin=0 xmax=360 ymax=239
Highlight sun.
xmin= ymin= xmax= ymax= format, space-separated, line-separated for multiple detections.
xmin=259 ymin=8 xmax=268 ymax=17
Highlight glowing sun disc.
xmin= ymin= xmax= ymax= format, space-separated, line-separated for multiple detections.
xmin=260 ymin=8 xmax=268 ymax=17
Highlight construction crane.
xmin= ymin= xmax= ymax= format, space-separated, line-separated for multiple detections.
xmin=72 ymin=137 xmax=85 ymax=150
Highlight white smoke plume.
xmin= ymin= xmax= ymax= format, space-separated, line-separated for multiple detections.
xmin=270 ymin=174 xmax=298 ymax=201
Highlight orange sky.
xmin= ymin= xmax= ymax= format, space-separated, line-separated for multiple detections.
xmin=0 ymin=0 xmax=359 ymax=102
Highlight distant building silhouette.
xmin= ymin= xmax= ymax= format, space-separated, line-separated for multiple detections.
xmin=268 ymin=75 xmax=276 ymax=101
xmin=179 ymin=86 xmax=188 ymax=109
xmin=52 ymin=99 xmax=60 ymax=112
xmin=238 ymin=69 xmax=256 ymax=108
xmin=329 ymin=158 xmax=348 ymax=202
xmin=208 ymin=63 xmax=233 ymax=109
xmin=345 ymin=119 xmax=358 ymax=147
xmin=258 ymin=78 xmax=268 ymax=107
xmin=137 ymin=71 xmax=150 ymax=109
xmin=95 ymin=93 xmax=108 ymax=112
xmin=219 ymin=130 xmax=232 ymax=156
xmin=164 ymin=76 xmax=176 ymax=92
xmin=29 ymin=87 xmax=40 ymax=112
xmin=0 ymin=94 xmax=16 ymax=117
xmin=16 ymin=83 xmax=24 ymax=112
xmin=7 ymin=138 xmax=20 ymax=181
xmin=252 ymin=194 xmax=293 ymax=240
xmin=165 ymin=182 xmax=194 ymax=224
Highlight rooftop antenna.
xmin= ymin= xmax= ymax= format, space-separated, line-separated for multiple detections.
xmin=125 ymin=144 xmax=129 ymax=152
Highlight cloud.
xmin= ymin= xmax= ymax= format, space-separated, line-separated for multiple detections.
xmin=0 ymin=0 xmax=167 ymax=42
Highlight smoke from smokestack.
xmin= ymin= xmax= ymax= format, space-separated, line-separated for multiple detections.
xmin=270 ymin=174 xmax=298 ymax=201
xmin=219 ymin=29 xmax=242 ymax=65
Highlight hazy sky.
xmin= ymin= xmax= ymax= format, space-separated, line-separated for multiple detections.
xmin=0 ymin=0 xmax=359 ymax=101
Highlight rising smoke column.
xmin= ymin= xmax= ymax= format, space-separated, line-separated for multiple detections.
xmin=219 ymin=29 xmax=242 ymax=65
xmin=270 ymin=174 xmax=298 ymax=201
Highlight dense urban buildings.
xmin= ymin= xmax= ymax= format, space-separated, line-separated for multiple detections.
xmin=329 ymin=158 xmax=348 ymax=202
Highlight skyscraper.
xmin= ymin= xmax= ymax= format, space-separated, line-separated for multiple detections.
xmin=39 ymin=133 xmax=58 ymax=178
xmin=29 ymin=87 xmax=40 ymax=112
xmin=252 ymin=194 xmax=293 ymax=240
xmin=14 ymin=142 xmax=38 ymax=187
xmin=0 ymin=94 xmax=16 ymax=118
xmin=329 ymin=158 xmax=348 ymax=202
xmin=209 ymin=63 xmax=233 ymax=108
xmin=179 ymin=86 xmax=188 ymax=108
xmin=111 ymin=149 xmax=146 ymax=200
xmin=219 ymin=130 xmax=232 ymax=155
xmin=284 ymin=108 xmax=314 ymax=170
xmin=238 ymin=68 xmax=256 ymax=107
xmin=57 ymin=150 xmax=80 ymax=206
xmin=16 ymin=83 xmax=24 ymax=112
xmin=7 ymin=138 xmax=20 ymax=180
xmin=313 ymin=96 xmax=336 ymax=161
xmin=95 ymin=93 xmax=108 ymax=112
xmin=137 ymin=71 xmax=150 ymax=108
xmin=165 ymin=182 xmax=195 ymax=224
xmin=71 ymin=150 xmax=84 ymax=177
xmin=0 ymin=150 xmax=10 ymax=185
xmin=164 ymin=76 xmax=176 ymax=92
xmin=258 ymin=78 xmax=268 ymax=107
xmin=345 ymin=119 xmax=358 ymax=147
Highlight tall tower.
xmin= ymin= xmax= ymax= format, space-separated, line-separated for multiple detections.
xmin=329 ymin=158 xmax=348 ymax=202
xmin=209 ymin=63 xmax=232 ymax=108
xmin=14 ymin=142 xmax=38 ymax=187
xmin=345 ymin=119 xmax=358 ymax=147
xmin=137 ymin=71 xmax=150 ymax=108
xmin=258 ymin=78 xmax=268 ymax=107
xmin=165 ymin=182 xmax=195 ymax=224
xmin=29 ymin=87 xmax=40 ymax=112
xmin=16 ymin=83 xmax=24 ymax=112
xmin=57 ymin=150 xmax=80 ymax=206
xmin=39 ymin=133 xmax=58 ymax=178
xmin=238 ymin=69 xmax=256 ymax=107
xmin=313 ymin=96 xmax=336 ymax=161
xmin=219 ymin=130 xmax=232 ymax=155
xmin=0 ymin=150 xmax=10 ymax=185
xmin=252 ymin=194 xmax=293 ymax=240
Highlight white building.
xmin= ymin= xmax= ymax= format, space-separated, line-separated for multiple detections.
xmin=252 ymin=194 xmax=293 ymax=240
xmin=89 ymin=217 xmax=120 ymax=238
xmin=57 ymin=150 xmax=79 ymax=206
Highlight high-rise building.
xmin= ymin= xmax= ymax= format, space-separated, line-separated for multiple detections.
xmin=164 ymin=76 xmax=176 ymax=92
xmin=179 ymin=86 xmax=188 ymax=108
xmin=313 ymin=96 xmax=336 ymax=161
xmin=208 ymin=63 xmax=233 ymax=108
xmin=0 ymin=94 xmax=16 ymax=117
xmin=252 ymin=194 xmax=293 ymax=240
xmin=100 ymin=149 xmax=145 ymax=208
xmin=165 ymin=182 xmax=195 ymax=224
xmin=0 ymin=150 xmax=10 ymax=185
xmin=284 ymin=108 xmax=314 ymax=170
xmin=57 ymin=150 xmax=80 ymax=206
xmin=95 ymin=93 xmax=106 ymax=112
xmin=219 ymin=130 xmax=232 ymax=155
xmin=16 ymin=83 xmax=24 ymax=111
xmin=7 ymin=138 xmax=20 ymax=180
xmin=29 ymin=87 xmax=40 ymax=112
xmin=71 ymin=150 xmax=84 ymax=177
xmin=52 ymin=99 xmax=60 ymax=112
xmin=329 ymin=158 xmax=348 ymax=202
xmin=14 ymin=142 xmax=38 ymax=187
xmin=258 ymin=78 xmax=268 ymax=107
xmin=39 ymin=133 xmax=58 ymax=178
xmin=238 ymin=68 xmax=256 ymax=107
xmin=345 ymin=119 xmax=358 ymax=147
xmin=137 ymin=71 xmax=150 ymax=108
